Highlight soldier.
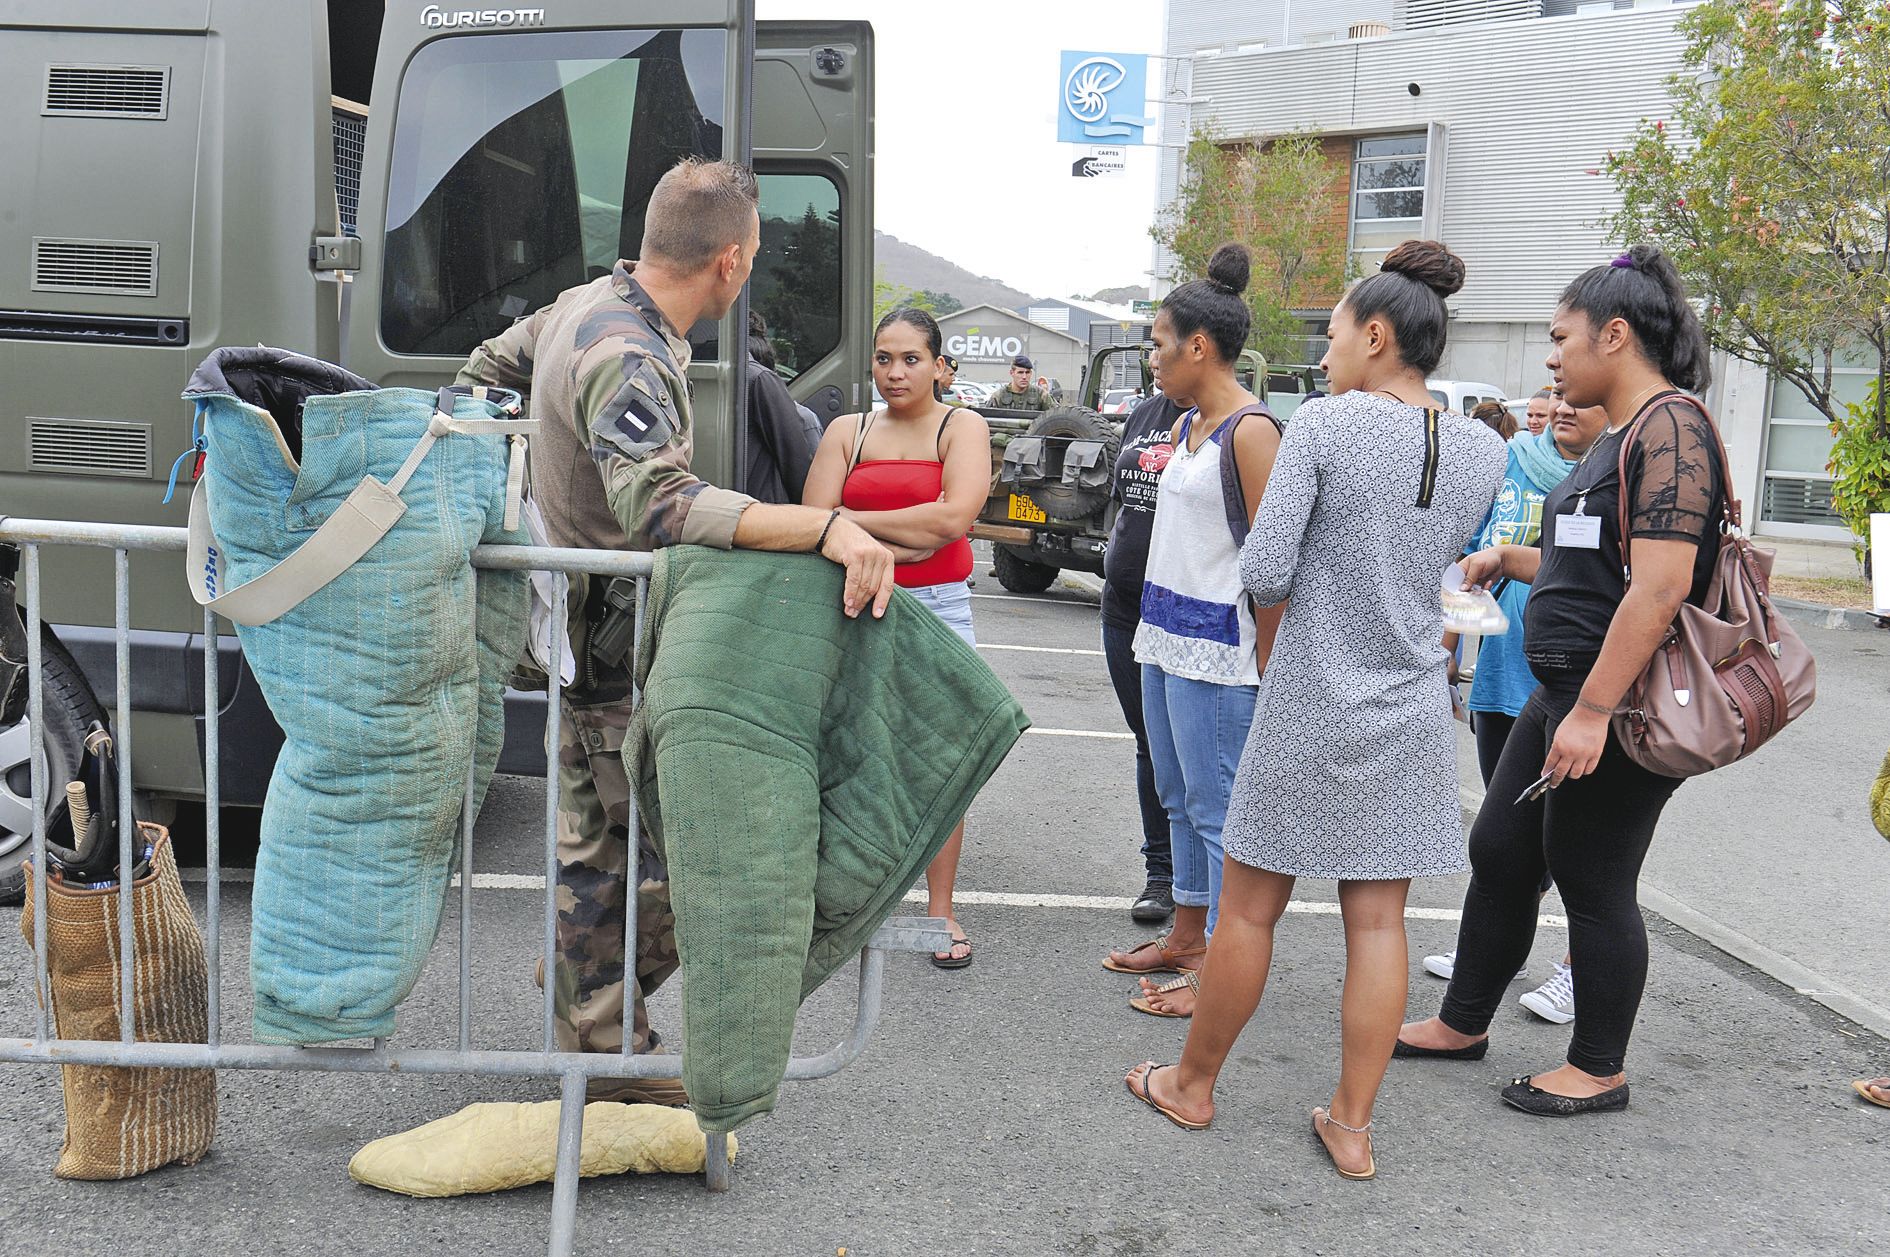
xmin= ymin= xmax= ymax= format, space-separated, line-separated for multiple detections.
xmin=934 ymin=352 xmax=960 ymax=402
xmin=984 ymin=354 xmax=1053 ymax=411
xmin=457 ymin=158 xmax=895 ymax=1104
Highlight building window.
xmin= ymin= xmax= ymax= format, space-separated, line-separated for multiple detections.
xmin=1761 ymin=351 xmax=1871 ymax=531
xmin=1350 ymin=135 xmax=1426 ymax=275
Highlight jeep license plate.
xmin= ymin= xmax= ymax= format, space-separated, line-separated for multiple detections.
xmin=1008 ymin=493 xmax=1047 ymax=524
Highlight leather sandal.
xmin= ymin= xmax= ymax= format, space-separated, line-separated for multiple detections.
xmin=1853 ymin=1078 xmax=1890 ymax=1109
xmin=1102 ymin=933 xmax=1206 ymax=975
xmin=1312 ymin=1107 xmax=1375 ymax=1181
xmin=1125 ymin=1062 xmax=1210 ymax=1131
xmin=1129 ymin=969 xmax=1198 ymax=1018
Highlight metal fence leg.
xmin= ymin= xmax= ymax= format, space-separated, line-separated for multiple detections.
xmin=704 ymin=1130 xmax=730 ymax=1193
xmin=546 ymin=1069 xmax=587 ymax=1257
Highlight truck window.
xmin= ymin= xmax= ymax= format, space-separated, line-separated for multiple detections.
xmin=380 ymin=28 xmax=727 ymax=357
xmin=752 ymin=173 xmax=841 ymax=380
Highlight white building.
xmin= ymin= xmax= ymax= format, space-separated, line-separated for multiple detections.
xmin=1153 ymin=0 xmax=1846 ymax=539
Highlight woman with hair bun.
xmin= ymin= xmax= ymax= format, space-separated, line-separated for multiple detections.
xmin=1101 ymin=243 xmax=1286 ymax=1018
xmin=1125 ymin=241 xmax=1507 ymax=1180
xmin=1400 ymin=243 xmax=1726 ymax=1119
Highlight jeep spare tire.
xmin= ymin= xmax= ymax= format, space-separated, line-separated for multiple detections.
xmin=1015 ymin=406 xmax=1119 ymax=523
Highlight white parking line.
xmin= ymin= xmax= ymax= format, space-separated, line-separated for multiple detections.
xmin=174 ymin=868 xmax=1565 ymax=926
xmin=1025 ymin=727 xmax=1135 ymax=740
xmin=969 ymin=593 xmax=1092 ymax=606
xmin=977 ymin=643 xmax=1105 ymax=657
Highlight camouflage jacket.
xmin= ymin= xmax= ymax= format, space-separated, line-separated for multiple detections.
xmin=456 ymin=261 xmax=754 ymax=562
xmin=984 ymin=384 xmax=1053 ymax=412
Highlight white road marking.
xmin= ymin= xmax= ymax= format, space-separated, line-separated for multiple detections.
xmin=969 ymin=593 xmax=1093 ymax=606
xmin=174 ymin=867 xmax=1564 ymax=926
xmin=1026 ymin=727 xmax=1135 ymax=740
xmin=977 ymin=643 xmax=1105 ymax=657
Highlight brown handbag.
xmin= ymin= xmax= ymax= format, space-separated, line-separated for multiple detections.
xmin=1610 ymin=397 xmax=1817 ymax=778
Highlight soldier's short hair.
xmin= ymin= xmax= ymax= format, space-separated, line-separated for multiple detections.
xmin=642 ymin=158 xmax=760 ymax=271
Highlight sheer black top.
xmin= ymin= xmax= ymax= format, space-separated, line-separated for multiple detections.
xmin=1522 ymin=395 xmax=1725 ymax=678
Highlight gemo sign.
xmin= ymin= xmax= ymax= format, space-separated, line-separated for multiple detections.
xmin=945 ymin=332 xmax=1024 ymax=362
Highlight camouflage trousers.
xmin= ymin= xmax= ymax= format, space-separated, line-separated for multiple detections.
xmin=548 ymin=668 xmax=678 ymax=1055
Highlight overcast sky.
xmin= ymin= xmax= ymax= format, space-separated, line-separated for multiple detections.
xmin=760 ymin=0 xmax=1166 ymax=300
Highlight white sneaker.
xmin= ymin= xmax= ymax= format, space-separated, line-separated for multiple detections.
xmin=1519 ymin=961 xmax=1576 ymax=1024
xmin=1423 ymin=949 xmax=1528 ymax=983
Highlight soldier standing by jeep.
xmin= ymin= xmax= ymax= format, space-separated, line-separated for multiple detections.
xmin=984 ymin=354 xmax=1053 ymax=411
xmin=456 ymin=158 xmax=894 ymax=1102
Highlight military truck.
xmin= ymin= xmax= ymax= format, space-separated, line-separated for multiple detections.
xmin=0 ymin=0 xmax=877 ymax=901
xmin=971 ymin=346 xmax=1281 ymax=594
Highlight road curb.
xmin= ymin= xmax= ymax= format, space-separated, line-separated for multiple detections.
xmin=1459 ymin=788 xmax=1890 ymax=1043
xmin=1773 ymin=596 xmax=1887 ymax=632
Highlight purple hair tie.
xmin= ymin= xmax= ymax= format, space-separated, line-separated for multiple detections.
xmin=1609 ymin=252 xmax=1638 ymax=269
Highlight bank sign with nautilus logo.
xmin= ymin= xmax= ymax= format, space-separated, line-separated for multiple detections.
xmin=1057 ymin=51 xmax=1151 ymax=146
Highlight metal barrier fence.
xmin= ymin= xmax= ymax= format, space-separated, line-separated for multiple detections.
xmin=0 ymin=516 xmax=948 ymax=1257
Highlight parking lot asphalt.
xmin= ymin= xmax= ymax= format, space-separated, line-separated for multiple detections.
xmin=1 ymin=570 xmax=1885 ymax=1257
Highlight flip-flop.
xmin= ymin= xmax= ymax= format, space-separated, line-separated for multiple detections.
xmin=1125 ymin=1062 xmax=1211 ymax=1131
xmin=1854 ymin=1078 xmax=1890 ymax=1109
xmin=1102 ymin=933 xmax=1206 ymax=975
xmin=1311 ymin=1107 xmax=1376 ymax=1181
xmin=931 ymin=931 xmax=972 ymax=970
xmin=1128 ymin=969 xmax=1198 ymax=1018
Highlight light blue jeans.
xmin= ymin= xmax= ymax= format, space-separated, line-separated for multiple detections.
xmin=1140 ymin=664 xmax=1258 ymax=939
xmin=905 ymin=579 xmax=975 ymax=646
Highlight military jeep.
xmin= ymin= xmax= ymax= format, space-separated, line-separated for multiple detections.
xmin=970 ymin=346 xmax=1275 ymax=594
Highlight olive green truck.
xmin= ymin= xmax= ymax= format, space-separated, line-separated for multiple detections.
xmin=0 ymin=0 xmax=878 ymax=899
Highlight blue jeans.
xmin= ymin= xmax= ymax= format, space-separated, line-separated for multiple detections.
xmin=1103 ymin=618 xmax=1170 ymax=884
xmin=905 ymin=579 xmax=975 ymax=646
xmin=1140 ymin=664 xmax=1257 ymax=938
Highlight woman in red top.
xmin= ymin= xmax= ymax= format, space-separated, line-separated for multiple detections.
xmin=804 ymin=306 xmax=992 ymax=968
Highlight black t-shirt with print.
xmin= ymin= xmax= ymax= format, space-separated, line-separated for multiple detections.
xmin=1102 ymin=395 xmax=1182 ymax=630
xmin=1523 ymin=395 xmax=1725 ymax=677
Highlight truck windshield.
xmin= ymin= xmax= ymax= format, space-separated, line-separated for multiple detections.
xmin=380 ymin=28 xmax=727 ymax=357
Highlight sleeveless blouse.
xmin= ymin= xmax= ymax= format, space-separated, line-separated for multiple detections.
xmin=1132 ymin=409 xmax=1259 ymax=686
xmin=840 ymin=410 xmax=974 ymax=588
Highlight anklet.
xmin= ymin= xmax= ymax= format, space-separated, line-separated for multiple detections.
xmin=1322 ymin=1111 xmax=1373 ymax=1134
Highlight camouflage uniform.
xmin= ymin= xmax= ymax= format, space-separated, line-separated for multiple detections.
xmin=985 ymin=383 xmax=1053 ymax=411
xmin=458 ymin=261 xmax=755 ymax=1056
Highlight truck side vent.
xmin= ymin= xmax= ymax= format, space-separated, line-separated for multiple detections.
xmin=332 ymin=103 xmax=369 ymax=235
xmin=43 ymin=64 xmax=171 ymax=119
xmin=27 ymin=419 xmax=154 ymax=479
xmin=32 ymin=238 xmax=160 ymax=297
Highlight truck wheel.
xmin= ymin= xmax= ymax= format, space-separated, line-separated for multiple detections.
xmin=993 ymin=546 xmax=1058 ymax=594
xmin=0 ymin=634 xmax=110 ymax=906
xmin=1020 ymin=406 xmax=1120 ymax=523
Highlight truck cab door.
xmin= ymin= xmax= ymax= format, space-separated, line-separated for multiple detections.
xmin=749 ymin=22 xmax=874 ymax=431
xmin=340 ymin=8 xmax=874 ymax=493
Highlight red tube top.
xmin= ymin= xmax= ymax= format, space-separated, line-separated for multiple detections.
xmin=840 ymin=460 xmax=974 ymax=587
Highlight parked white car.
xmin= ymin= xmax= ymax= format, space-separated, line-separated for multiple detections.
xmin=1426 ymin=379 xmax=1509 ymax=415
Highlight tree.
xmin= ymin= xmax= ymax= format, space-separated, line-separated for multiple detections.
xmin=1606 ymin=0 xmax=1890 ymax=557
xmin=871 ymin=269 xmax=960 ymax=323
xmin=1150 ymin=126 xmax=1350 ymax=364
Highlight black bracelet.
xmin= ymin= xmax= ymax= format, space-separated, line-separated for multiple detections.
xmin=814 ymin=508 xmax=841 ymax=556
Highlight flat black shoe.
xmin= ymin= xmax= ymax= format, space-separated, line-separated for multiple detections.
xmin=1130 ymin=882 xmax=1174 ymax=924
xmin=1392 ymin=1036 xmax=1489 ymax=1060
xmin=1501 ymin=1075 xmax=1629 ymax=1116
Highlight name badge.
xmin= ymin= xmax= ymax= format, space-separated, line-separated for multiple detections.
xmin=1559 ymin=495 xmax=1602 ymax=550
